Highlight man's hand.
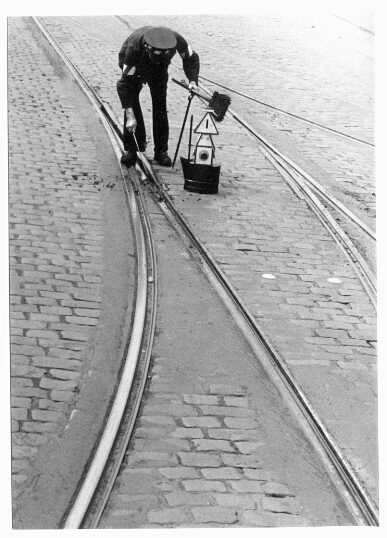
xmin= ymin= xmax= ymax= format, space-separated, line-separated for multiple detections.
xmin=188 ymin=81 xmax=198 ymax=92
xmin=125 ymin=108 xmax=137 ymax=132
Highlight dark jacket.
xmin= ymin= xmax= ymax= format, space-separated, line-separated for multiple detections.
xmin=117 ymin=26 xmax=200 ymax=109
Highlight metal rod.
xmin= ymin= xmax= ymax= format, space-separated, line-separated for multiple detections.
xmin=172 ymin=93 xmax=194 ymax=168
xmin=188 ymin=115 xmax=193 ymax=161
xmin=172 ymin=78 xmax=210 ymax=103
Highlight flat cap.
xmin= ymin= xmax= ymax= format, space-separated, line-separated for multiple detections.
xmin=143 ymin=26 xmax=177 ymax=50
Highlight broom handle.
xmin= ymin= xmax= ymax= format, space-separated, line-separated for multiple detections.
xmin=172 ymin=78 xmax=211 ymax=103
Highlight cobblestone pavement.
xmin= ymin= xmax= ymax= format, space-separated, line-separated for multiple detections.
xmin=8 ymin=17 xmax=136 ymax=528
xmin=124 ymin=13 xmax=375 ymax=228
xmin=8 ymin=14 xmax=377 ymax=528
xmin=99 ymin=196 xmax=354 ymax=528
xmin=38 ymin=14 xmax=377 ymax=506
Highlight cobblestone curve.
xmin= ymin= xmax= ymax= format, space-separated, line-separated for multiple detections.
xmin=9 ymin=17 xmax=135 ymax=528
xmin=35 ymin=13 xmax=378 ymax=508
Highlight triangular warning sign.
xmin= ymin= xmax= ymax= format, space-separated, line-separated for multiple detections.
xmin=194 ymin=112 xmax=219 ymax=135
xmin=196 ymin=134 xmax=215 ymax=149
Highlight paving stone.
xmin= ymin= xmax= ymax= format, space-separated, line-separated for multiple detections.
xmin=182 ymin=394 xmax=219 ymax=405
xmin=11 ymin=408 xmax=28 ymax=421
xmin=115 ymin=494 xmax=160 ymax=509
xmin=213 ymin=493 xmax=256 ymax=509
xmin=126 ymin=452 xmax=179 ymax=466
xmin=263 ymin=482 xmax=291 ymax=497
xmin=139 ymin=416 xmax=177 ymax=426
xmin=209 ymin=384 xmax=246 ymax=395
xmin=158 ymin=467 xmax=199 ymax=480
xmin=11 ymin=397 xmax=32 ymax=409
xmin=234 ymin=441 xmax=265 ymax=454
xmin=50 ymin=390 xmax=76 ymax=402
xmin=117 ymin=469 xmax=165 ymax=495
xmin=39 ymin=306 xmax=72 ymax=316
xmin=164 ymin=492 xmax=212 ymax=507
xmin=178 ymin=453 xmax=221 ymax=467
xmin=221 ymin=454 xmax=263 ymax=468
xmin=59 ymin=331 xmax=90 ymax=342
xmin=239 ymin=511 xmax=277 ymax=526
xmin=49 ymin=369 xmax=81 ymax=380
xmin=31 ymin=410 xmax=64 ymax=423
xmin=147 ymin=507 xmax=190 ymax=524
xmin=12 ymin=445 xmax=38 ymax=459
xmin=262 ymin=496 xmax=301 ymax=514
xmin=40 ymin=378 xmax=77 ymax=391
xmin=135 ymin=427 xmax=170 ymax=439
xmin=223 ymin=396 xmax=249 ymax=407
xmin=246 ymin=512 xmax=312 ymax=526
xmin=199 ymin=405 xmax=256 ymax=417
xmin=207 ymin=428 xmax=261 ymax=441
xmin=227 ymin=480 xmax=264 ymax=493
xmin=201 ymin=467 xmax=242 ymax=480
xmin=143 ymin=404 xmax=199 ymax=417
xmin=181 ymin=417 xmax=221 ymax=428
xmin=12 ymin=459 xmax=31 ymax=473
xmin=64 ymin=316 xmax=99 ymax=326
xmin=182 ymin=480 xmax=227 ymax=493
xmin=11 ymin=386 xmax=48 ymax=399
xmin=38 ymin=399 xmax=67 ymax=412
xmin=244 ymin=469 xmax=273 ymax=481
xmin=132 ymin=438 xmax=191 ymax=452
xmin=193 ymin=439 xmax=235 ymax=452
xmin=224 ymin=417 xmax=258 ymax=429
xmin=21 ymin=421 xmax=58 ymax=434
xmin=191 ymin=506 xmax=239 ymax=523
xmin=172 ymin=427 xmax=204 ymax=439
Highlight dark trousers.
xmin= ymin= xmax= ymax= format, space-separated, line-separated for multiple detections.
xmin=121 ymin=74 xmax=169 ymax=154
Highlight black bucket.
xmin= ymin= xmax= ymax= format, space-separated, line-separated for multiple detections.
xmin=181 ymin=157 xmax=220 ymax=194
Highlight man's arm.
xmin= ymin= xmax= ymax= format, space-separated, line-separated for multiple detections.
xmin=175 ymin=33 xmax=200 ymax=88
xmin=117 ymin=56 xmax=140 ymax=131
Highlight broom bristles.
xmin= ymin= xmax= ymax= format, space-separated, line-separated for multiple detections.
xmin=209 ymin=91 xmax=231 ymax=122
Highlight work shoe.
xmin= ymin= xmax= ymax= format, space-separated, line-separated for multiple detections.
xmin=120 ymin=150 xmax=137 ymax=167
xmin=154 ymin=151 xmax=172 ymax=167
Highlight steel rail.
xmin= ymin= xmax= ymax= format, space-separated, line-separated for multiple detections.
xmin=65 ymin=14 xmax=375 ymax=141
xmin=34 ymin=16 xmax=378 ymax=526
xmin=216 ymin=103 xmax=376 ymax=308
xmin=190 ymin=81 xmax=376 ymax=306
xmin=198 ymin=75 xmax=374 ymax=147
xmin=58 ymin=14 xmax=377 ymax=244
xmin=114 ymin=14 xmax=373 ymax=113
xmin=51 ymin=16 xmax=376 ymax=236
xmin=127 ymin=150 xmax=379 ymax=526
xmin=81 ymin=167 xmax=158 ymax=529
xmin=32 ymin=17 xmax=156 ymax=529
xmin=195 ymin=82 xmax=375 ymax=242
xmin=89 ymin=101 xmax=379 ymax=526
xmin=259 ymin=146 xmax=377 ymax=308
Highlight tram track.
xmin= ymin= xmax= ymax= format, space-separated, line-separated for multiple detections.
xmin=211 ymin=102 xmax=377 ymax=308
xmin=49 ymin=15 xmax=376 ymax=263
xmin=33 ymin=16 xmax=378 ymax=528
xmin=32 ymin=17 xmax=157 ymax=529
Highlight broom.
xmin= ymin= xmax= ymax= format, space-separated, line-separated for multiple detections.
xmin=172 ymin=79 xmax=231 ymax=122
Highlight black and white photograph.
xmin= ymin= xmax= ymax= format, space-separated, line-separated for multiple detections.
xmin=3 ymin=0 xmax=383 ymax=534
